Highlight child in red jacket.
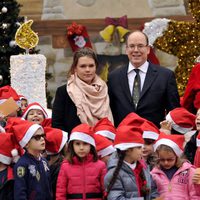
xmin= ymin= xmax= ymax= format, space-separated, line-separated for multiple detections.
xmin=56 ymin=123 xmax=107 ymax=200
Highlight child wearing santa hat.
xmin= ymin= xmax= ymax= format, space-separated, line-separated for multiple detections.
xmin=151 ymin=133 xmax=200 ymax=199
xmin=12 ymin=119 xmax=52 ymax=200
xmin=104 ymin=125 xmax=159 ymax=200
xmin=94 ymin=117 xmax=116 ymax=141
xmin=160 ymin=107 xmax=196 ymax=135
xmin=94 ymin=134 xmax=115 ymax=164
xmin=18 ymin=95 xmax=28 ymax=115
xmin=184 ymin=108 xmax=200 ymax=164
xmin=44 ymin=127 xmax=68 ymax=200
xmin=0 ymin=85 xmax=21 ymax=128
xmin=22 ymin=102 xmax=51 ymax=127
xmin=56 ymin=123 xmax=107 ymax=200
xmin=117 ymin=112 xmax=160 ymax=170
xmin=0 ymin=132 xmax=19 ymax=200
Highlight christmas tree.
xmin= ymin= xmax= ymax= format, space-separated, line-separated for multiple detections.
xmin=0 ymin=0 xmax=25 ymax=86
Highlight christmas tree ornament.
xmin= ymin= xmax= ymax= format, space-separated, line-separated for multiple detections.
xmin=15 ymin=20 xmax=39 ymax=50
xmin=2 ymin=23 xmax=8 ymax=29
xmin=15 ymin=22 xmax=21 ymax=27
xmin=1 ymin=6 xmax=8 ymax=13
xmin=66 ymin=22 xmax=92 ymax=52
xmin=0 ymin=75 xmax=3 ymax=85
xmin=9 ymin=40 xmax=17 ymax=48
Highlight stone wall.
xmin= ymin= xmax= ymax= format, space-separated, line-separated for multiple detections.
xmin=17 ymin=0 xmax=188 ymax=107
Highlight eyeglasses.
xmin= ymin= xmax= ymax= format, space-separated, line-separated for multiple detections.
xmin=158 ymin=157 xmax=176 ymax=163
xmin=127 ymin=44 xmax=148 ymax=50
xmin=31 ymin=134 xmax=46 ymax=141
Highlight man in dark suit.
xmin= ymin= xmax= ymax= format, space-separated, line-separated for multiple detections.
xmin=108 ymin=30 xmax=180 ymax=127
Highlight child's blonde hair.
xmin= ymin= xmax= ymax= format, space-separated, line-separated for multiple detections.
xmin=156 ymin=144 xmax=186 ymax=168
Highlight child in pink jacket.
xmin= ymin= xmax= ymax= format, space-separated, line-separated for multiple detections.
xmin=56 ymin=123 xmax=107 ymax=200
xmin=151 ymin=133 xmax=200 ymax=199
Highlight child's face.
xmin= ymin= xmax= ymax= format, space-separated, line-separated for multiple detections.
xmin=158 ymin=149 xmax=177 ymax=169
xmin=195 ymin=109 xmax=200 ymax=131
xmin=73 ymin=140 xmax=91 ymax=158
xmin=26 ymin=109 xmax=45 ymax=124
xmin=21 ymin=99 xmax=28 ymax=113
xmin=142 ymin=139 xmax=154 ymax=159
xmin=125 ymin=146 xmax=143 ymax=163
xmin=26 ymin=128 xmax=46 ymax=153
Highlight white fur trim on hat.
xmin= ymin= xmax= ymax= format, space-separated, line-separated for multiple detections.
xmin=19 ymin=124 xmax=43 ymax=148
xmin=95 ymin=130 xmax=115 ymax=140
xmin=154 ymin=138 xmax=183 ymax=156
xmin=59 ymin=131 xmax=68 ymax=153
xmin=69 ymin=132 xmax=95 ymax=147
xmin=143 ymin=131 xmax=159 ymax=140
xmin=166 ymin=113 xmax=193 ymax=134
xmin=197 ymin=138 xmax=200 ymax=147
xmin=0 ymin=99 xmax=6 ymax=104
xmin=114 ymin=143 xmax=143 ymax=151
xmin=0 ymin=153 xmax=12 ymax=165
xmin=97 ymin=145 xmax=116 ymax=158
xmin=22 ymin=105 xmax=48 ymax=119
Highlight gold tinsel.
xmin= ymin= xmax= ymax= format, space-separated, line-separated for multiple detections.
xmin=15 ymin=20 xmax=39 ymax=50
xmin=154 ymin=0 xmax=200 ymax=96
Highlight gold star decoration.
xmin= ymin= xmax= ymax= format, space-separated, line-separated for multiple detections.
xmin=154 ymin=0 xmax=200 ymax=96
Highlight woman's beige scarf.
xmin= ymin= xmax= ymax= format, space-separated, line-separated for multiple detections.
xmin=67 ymin=74 xmax=113 ymax=126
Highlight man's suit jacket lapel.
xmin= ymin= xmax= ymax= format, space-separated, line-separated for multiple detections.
xmin=140 ymin=63 xmax=158 ymax=99
xmin=120 ymin=65 xmax=133 ymax=103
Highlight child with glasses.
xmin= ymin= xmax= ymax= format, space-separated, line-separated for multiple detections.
xmin=151 ymin=133 xmax=200 ymax=199
xmin=12 ymin=119 xmax=52 ymax=200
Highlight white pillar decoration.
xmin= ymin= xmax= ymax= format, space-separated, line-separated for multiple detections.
xmin=10 ymin=54 xmax=47 ymax=109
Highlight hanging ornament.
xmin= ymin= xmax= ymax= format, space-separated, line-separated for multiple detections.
xmin=2 ymin=23 xmax=8 ymax=29
xmin=9 ymin=40 xmax=17 ymax=48
xmin=15 ymin=22 xmax=21 ymax=27
xmin=0 ymin=75 xmax=3 ymax=85
xmin=1 ymin=6 xmax=8 ymax=13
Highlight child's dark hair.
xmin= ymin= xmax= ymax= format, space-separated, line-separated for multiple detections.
xmin=106 ymin=149 xmax=126 ymax=194
xmin=66 ymin=141 xmax=98 ymax=164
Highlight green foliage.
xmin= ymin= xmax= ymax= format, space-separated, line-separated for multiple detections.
xmin=0 ymin=0 xmax=25 ymax=86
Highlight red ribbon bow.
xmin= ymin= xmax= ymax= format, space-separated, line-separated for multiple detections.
xmin=105 ymin=15 xmax=128 ymax=28
xmin=66 ymin=22 xmax=84 ymax=36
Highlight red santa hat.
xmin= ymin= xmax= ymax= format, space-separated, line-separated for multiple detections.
xmin=19 ymin=95 xmax=27 ymax=101
xmin=142 ymin=120 xmax=160 ymax=140
xmin=94 ymin=134 xmax=115 ymax=158
xmin=0 ymin=132 xmax=19 ymax=165
xmin=154 ymin=133 xmax=184 ymax=156
xmin=5 ymin=117 xmax=25 ymax=133
xmin=166 ymin=107 xmax=196 ymax=134
xmin=0 ymin=85 xmax=20 ymax=104
xmin=44 ymin=127 xmax=68 ymax=155
xmin=69 ymin=124 xmax=95 ymax=147
xmin=114 ymin=126 xmax=144 ymax=150
xmin=66 ymin=22 xmax=92 ymax=52
xmin=22 ymin=102 xmax=48 ymax=119
xmin=12 ymin=120 xmax=43 ymax=148
xmin=196 ymin=132 xmax=200 ymax=147
xmin=94 ymin=118 xmax=116 ymax=140
xmin=181 ymin=63 xmax=200 ymax=113
xmin=118 ymin=112 xmax=146 ymax=127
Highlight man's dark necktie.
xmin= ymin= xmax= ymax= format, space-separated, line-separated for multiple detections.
xmin=132 ymin=69 xmax=141 ymax=107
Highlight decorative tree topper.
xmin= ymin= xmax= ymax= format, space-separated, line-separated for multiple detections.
xmin=15 ymin=20 xmax=39 ymax=50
